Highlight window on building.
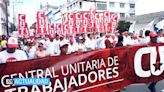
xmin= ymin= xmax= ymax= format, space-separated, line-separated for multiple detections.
xmin=79 ymin=2 xmax=82 ymax=9
xmin=70 ymin=5 xmax=72 ymax=9
xmin=130 ymin=4 xmax=135 ymax=8
xmin=130 ymin=13 xmax=135 ymax=17
xmin=97 ymin=3 xmax=107 ymax=10
xmin=109 ymin=2 xmax=115 ymax=8
xmin=73 ymin=3 xmax=76 ymax=8
xmin=120 ymin=13 xmax=125 ymax=17
xmin=120 ymin=3 xmax=125 ymax=8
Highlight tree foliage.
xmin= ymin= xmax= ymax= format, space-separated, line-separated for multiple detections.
xmin=117 ymin=20 xmax=131 ymax=34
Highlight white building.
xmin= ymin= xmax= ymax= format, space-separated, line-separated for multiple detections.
xmin=52 ymin=0 xmax=136 ymax=24
xmin=0 ymin=0 xmax=9 ymax=35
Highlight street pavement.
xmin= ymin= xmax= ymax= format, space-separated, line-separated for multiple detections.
xmin=120 ymin=80 xmax=164 ymax=92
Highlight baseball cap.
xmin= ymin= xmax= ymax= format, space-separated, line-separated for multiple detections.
xmin=149 ymin=32 xmax=158 ymax=37
xmin=60 ymin=40 xmax=69 ymax=48
xmin=7 ymin=37 xmax=19 ymax=48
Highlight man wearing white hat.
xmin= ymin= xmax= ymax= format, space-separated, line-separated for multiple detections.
xmin=0 ymin=37 xmax=28 ymax=64
xmin=59 ymin=40 xmax=69 ymax=55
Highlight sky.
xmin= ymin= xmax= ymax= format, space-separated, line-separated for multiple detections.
xmin=8 ymin=0 xmax=164 ymax=26
xmin=9 ymin=0 xmax=66 ymax=26
xmin=136 ymin=0 xmax=164 ymax=15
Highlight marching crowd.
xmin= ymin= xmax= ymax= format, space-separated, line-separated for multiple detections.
xmin=0 ymin=30 xmax=164 ymax=63
xmin=0 ymin=30 xmax=163 ymax=92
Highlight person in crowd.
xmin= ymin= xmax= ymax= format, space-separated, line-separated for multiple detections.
xmin=105 ymin=34 xmax=113 ymax=48
xmin=123 ymin=31 xmax=131 ymax=46
xmin=68 ymin=36 xmax=78 ymax=54
xmin=77 ymin=36 xmax=86 ymax=52
xmin=26 ymin=41 xmax=37 ymax=59
xmin=0 ymin=37 xmax=28 ymax=63
xmin=85 ymin=33 xmax=96 ymax=51
xmin=46 ymin=36 xmax=56 ymax=56
xmin=0 ymin=35 xmax=7 ymax=51
xmin=157 ymin=30 xmax=164 ymax=43
xmin=140 ymin=30 xmax=150 ymax=44
xmin=149 ymin=31 xmax=159 ymax=44
xmin=59 ymin=41 xmax=69 ymax=55
xmin=97 ymin=32 xmax=106 ymax=49
xmin=147 ymin=31 xmax=158 ymax=92
xmin=109 ymin=33 xmax=118 ymax=47
xmin=129 ymin=34 xmax=140 ymax=45
xmin=53 ymin=34 xmax=60 ymax=56
xmin=116 ymin=35 xmax=124 ymax=47
xmin=35 ymin=42 xmax=48 ymax=58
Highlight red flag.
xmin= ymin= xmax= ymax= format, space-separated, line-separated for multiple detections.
xmin=75 ymin=12 xmax=81 ymax=33
xmin=110 ymin=13 xmax=119 ymax=33
xmin=36 ymin=11 xmax=47 ymax=35
xmin=103 ymin=11 xmax=110 ymax=32
xmin=100 ymin=15 xmax=104 ymax=32
xmin=24 ymin=23 xmax=30 ymax=38
xmin=56 ymin=23 xmax=62 ymax=35
xmin=68 ymin=13 xmax=76 ymax=35
xmin=94 ymin=13 xmax=100 ymax=32
xmin=18 ymin=14 xmax=26 ymax=37
xmin=90 ymin=8 xmax=96 ymax=30
xmin=63 ymin=21 xmax=69 ymax=35
xmin=48 ymin=23 xmax=55 ymax=37
xmin=82 ymin=12 xmax=89 ymax=33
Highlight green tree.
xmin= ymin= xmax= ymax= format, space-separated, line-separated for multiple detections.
xmin=117 ymin=20 xmax=131 ymax=34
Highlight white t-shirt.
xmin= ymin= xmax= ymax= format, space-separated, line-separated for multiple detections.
xmin=27 ymin=46 xmax=37 ymax=59
xmin=77 ymin=43 xmax=86 ymax=52
xmin=123 ymin=36 xmax=131 ymax=46
xmin=46 ymin=41 xmax=55 ymax=56
xmin=68 ymin=43 xmax=78 ymax=54
xmin=0 ymin=49 xmax=28 ymax=64
xmin=53 ymin=39 xmax=60 ymax=56
xmin=85 ymin=38 xmax=96 ymax=50
xmin=97 ymin=36 xmax=106 ymax=49
xmin=140 ymin=36 xmax=150 ymax=45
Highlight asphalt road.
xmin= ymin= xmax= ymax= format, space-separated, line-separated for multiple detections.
xmin=120 ymin=80 xmax=164 ymax=92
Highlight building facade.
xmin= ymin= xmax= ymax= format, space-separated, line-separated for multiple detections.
xmin=0 ymin=0 xmax=9 ymax=35
xmin=52 ymin=0 xmax=136 ymax=24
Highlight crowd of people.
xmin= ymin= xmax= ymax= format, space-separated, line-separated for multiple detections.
xmin=0 ymin=30 xmax=164 ymax=63
xmin=0 ymin=30 xmax=163 ymax=92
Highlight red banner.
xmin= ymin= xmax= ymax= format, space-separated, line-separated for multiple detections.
xmin=18 ymin=14 xmax=26 ymax=37
xmin=94 ymin=13 xmax=100 ymax=32
xmin=82 ymin=13 xmax=89 ymax=33
xmin=90 ymin=8 xmax=96 ymax=29
xmin=48 ymin=23 xmax=55 ymax=37
xmin=56 ymin=23 xmax=62 ymax=35
xmin=103 ymin=11 xmax=110 ymax=32
xmin=110 ymin=13 xmax=118 ymax=33
xmin=75 ymin=12 xmax=81 ymax=33
xmin=36 ymin=11 xmax=47 ymax=35
xmin=68 ymin=13 xmax=76 ymax=35
xmin=1 ymin=44 xmax=164 ymax=92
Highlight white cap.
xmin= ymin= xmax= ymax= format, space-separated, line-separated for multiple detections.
xmin=60 ymin=40 xmax=69 ymax=48
xmin=7 ymin=37 xmax=18 ymax=48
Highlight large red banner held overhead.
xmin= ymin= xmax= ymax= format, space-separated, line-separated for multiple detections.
xmin=36 ymin=11 xmax=47 ymax=35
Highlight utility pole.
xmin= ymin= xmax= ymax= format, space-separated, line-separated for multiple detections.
xmin=5 ymin=0 xmax=9 ymax=36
